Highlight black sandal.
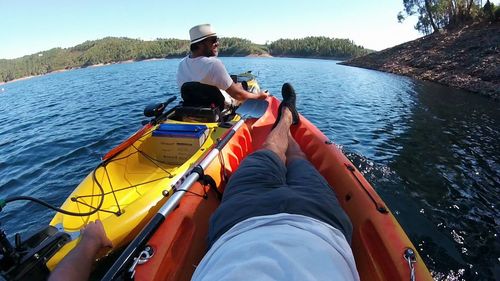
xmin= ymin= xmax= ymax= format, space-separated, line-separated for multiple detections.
xmin=272 ymin=83 xmax=300 ymax=129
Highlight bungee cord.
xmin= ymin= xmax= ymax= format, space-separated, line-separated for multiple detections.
xmin=1 ymin=130 xmax=179 ymax=217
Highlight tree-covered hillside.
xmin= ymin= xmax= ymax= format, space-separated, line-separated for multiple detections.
xmin=268 ymin=36 xmax=371 ymax=58
xmin=218 ymin=37 xmax=268 ymax=56
xmin=0 ymin=36 xmax=370 ymax=83
xmin=0 ymin=37 xmax=190 ymax=82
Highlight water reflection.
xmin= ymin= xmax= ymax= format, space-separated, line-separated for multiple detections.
xmin=386 ymin=81 xmax=500 ymax=280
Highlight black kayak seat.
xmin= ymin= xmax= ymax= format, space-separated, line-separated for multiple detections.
xmin=175 ymin=82 xmax=226 ymax=123
xmin=180 ymin=82 xmax=225 ymax=111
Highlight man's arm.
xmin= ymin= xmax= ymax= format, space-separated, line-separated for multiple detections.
xmin=48 ymin=220 xmax=112 ymax=281
xmin=208 ymin=59 xmax=268 ymax=101
xmin=225 ymin=82 xmax=269 ymax=101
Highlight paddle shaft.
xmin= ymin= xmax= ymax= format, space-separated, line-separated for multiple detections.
xmin=102 ymin=119 xmax=245 ymax=280
xmin=157 ymin=120 xmax=243 ymax=217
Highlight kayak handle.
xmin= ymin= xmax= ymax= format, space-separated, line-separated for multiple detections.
xmin=404 ymin=248 xmax=417 ymax=281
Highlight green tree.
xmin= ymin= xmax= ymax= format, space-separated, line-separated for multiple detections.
xmin=398 ymin=0 xmax=484 ymax=34
xmin=483 ymin=0 xmax=495 ymax=20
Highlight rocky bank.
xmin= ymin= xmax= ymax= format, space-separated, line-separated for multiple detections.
xmin=341 ymin=22 xmax=500 ymax=100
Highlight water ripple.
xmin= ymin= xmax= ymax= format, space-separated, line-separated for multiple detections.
xmin=0 ymin=58 xmax=498 ymax=280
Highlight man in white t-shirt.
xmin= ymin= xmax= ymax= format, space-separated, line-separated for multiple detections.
xmin=177 ymin=24 xmax=268 ymax=106
xmin=192 ymin=83 xmax=360 ymax=281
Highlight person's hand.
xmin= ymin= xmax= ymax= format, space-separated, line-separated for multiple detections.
xmin=48 ymin=221 xmax=112 ymax=281
xmin=258 ymin=90 xmax=270 ymax=100
xmin=80 ymin=220 xmax=112 ymax=253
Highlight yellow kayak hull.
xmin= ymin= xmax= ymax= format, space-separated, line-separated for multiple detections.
xmin=47 ymin=118 xmax=235 ymax=269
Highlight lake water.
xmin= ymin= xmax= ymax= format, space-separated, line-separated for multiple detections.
xmin=0 ymin=57 xmax=498 ymax=280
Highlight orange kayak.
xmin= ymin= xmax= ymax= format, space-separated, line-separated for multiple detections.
xmin=129 ymin=96 xmax=433 ymax=281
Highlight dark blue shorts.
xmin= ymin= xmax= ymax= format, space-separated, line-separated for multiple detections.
xmin=208 ymin=149 xmax=353 ymax=248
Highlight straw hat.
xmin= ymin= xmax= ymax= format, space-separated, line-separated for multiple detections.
xmin=189 ymin=24 xmax=217 ymax=45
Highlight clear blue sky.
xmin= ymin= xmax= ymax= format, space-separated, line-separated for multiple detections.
xmin=1 ymin=0 xmax=425 ymax=59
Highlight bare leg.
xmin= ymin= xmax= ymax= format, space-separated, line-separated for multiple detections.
xmin=262 ymin=108 xmax=293 ymax=164
xmin=285 ymin=132 xmax=307 ymax=165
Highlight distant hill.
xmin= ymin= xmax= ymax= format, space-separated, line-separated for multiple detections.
xmin=0 ymin=36 xmax=370 ymax=83
xmin=341 ymin=22 xmax=500 ymax=99
xmin=268 ymin=36 xmax=371 ymax=59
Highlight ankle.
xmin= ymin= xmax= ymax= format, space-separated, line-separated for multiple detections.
xmin=282 ymin=108 xmax=293 ymax=123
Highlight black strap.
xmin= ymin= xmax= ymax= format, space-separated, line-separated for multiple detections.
xmin=191 ymin=166 xmax=222 ymax=200
xmin=201 ymin=175 xmax=222 ymax=200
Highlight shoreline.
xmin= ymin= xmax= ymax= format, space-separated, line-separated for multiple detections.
xmin=5 ymin=38 xmax=496 ymax=98
xmin=341 ymin=22 xmax=500 ymax=100
xmin=0 ymin=54 xmax=359 ymax=86
xmin=1 ymin=55 xmax=274 ymax=85
xmin=245 ymin=53 xmax=273 ymax=58
xmin=0 ymin=75 xmax=38 ymax=85
xmin=271 ymin=54 xmax=350 ymax=61
xmin=0 ymin=58 xmax=170 ymax=86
